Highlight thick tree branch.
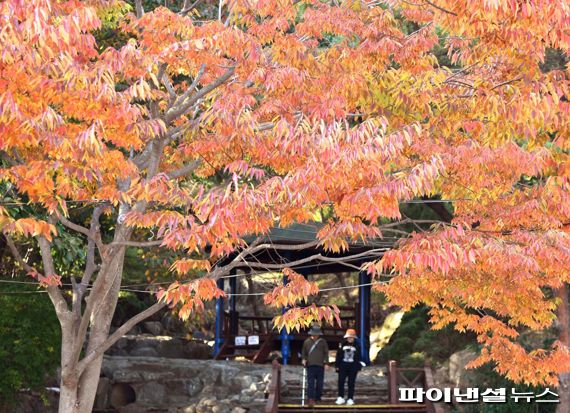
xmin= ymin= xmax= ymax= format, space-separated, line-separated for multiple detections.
xmin=424 ymin=0 xmax=457 ymax=15
xmin=55 ymin=212 xmax=106 ymax=254
xmin=109 ymin=239 xmax=164 ymax=248
xmin=180 ymin=0 xmax=204 ymax=16
xmin=174 ymin=64 xmax=206 ymax=109
xmin=165 ymin=66 xmax=235 ymax=123
xmin=77 ymin=206 xmax=105 ymax=311
xmin=135 ymin=0 xmax=144 ymax=18
xmin=235 ymin=247 xmax=388 ymax=271
xmin=425 ymin=201 xmax=453 ymax=223
xmin=167 ymin=159 xmax=202 ymax=179
xmin=77 ymin=300 xmax=167 ymax=373
xmin=0 ymin=150 xmax=19 ymax=167
xmin=5 ymin=234 xmax=37 ymax=274
xmin=37 ymin=236 xmax=70 ymax=316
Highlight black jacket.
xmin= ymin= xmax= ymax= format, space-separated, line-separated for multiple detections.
xmin=335 ymin=339 xmax=363 ymax=370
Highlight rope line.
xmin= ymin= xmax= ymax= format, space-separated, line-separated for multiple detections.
xmin=0 ymin=278 xmax=390 ymax=295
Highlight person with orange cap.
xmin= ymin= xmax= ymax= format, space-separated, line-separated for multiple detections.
xmin=335 ymin=328 xmax=365 ymax=405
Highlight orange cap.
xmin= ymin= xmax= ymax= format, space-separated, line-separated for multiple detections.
xmin=344 ymin=328 xmax=357 ymax=338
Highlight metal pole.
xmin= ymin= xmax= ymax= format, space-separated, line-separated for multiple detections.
xmin=281 ymin=252 xmax=292 ymax=365
xmin=229 ymin=269 xmax=237 ymax=336
xmin=213 ymin=277 xmax=225 ymax=356
xmin=358 ymin=270 xmax=371 ymax=365
xmin=301 ymin=367 xmax=306 ymax=406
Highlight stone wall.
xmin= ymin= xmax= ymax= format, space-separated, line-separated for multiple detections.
xmin=95 ymin=357 xmax=273 ymax=413
xmin=107 ymin=335 xmax=211 ymax=359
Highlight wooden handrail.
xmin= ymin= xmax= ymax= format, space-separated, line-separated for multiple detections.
xmin=388 ymin=360 xmax=398 ymax=404
xmin=265 ymin=360 xmax=281 ymax=413
xmin=389 ymin=360 xmax=444 ymax=413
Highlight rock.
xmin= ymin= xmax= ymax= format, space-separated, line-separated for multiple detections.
xmin=241 ymin=388 xmax=255 ymax=397
xmin=116 ymin=338 xmax=129 ymax=350
xmin=237 ymin=375 xmax=254 ymax=389
xmin=138 ymin=382 xmax=166 ymax=404
xmin=187 ymin=378 xmax=204 ymax=397
xmin=232 ymin=408 xmax=247 ymax=413
xmin=239 ymin=393 xmax=254 ymax=404
xmin=448 ymin=349 xmax=478 ymax=387
xmin=156 ymin=338 xmax=185 ymax=358
xmin=143 ymin=321 xmax=164 ymax=336
xmin=212 ymin=404 xmax=229 ymax=413
xmin=130 ymin=347 xmax=159 ymax=357
xmin=434 ymin=349 xmax=478 ymax=388
xmin=185 ymin=340 xmax=212 ymax=359
xmin=200 ymin=384 xmax=217 ymax=398
xmin=200 ymin=397 xmax=217 ymax=407
xmin=99 ymin=357 xmax=386 ymax=412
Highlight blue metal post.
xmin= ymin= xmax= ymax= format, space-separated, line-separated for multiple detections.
xmin=214 ymin=277 xmax=225 ymax=356
xmin=229 ymin=269 xmax=237 ymax=312
xmin=281 ymin=273 xmax=290 ymax=365
xmin=229 ymin=269 xmax=238 ymax=335
xmin=359 ymin=271 xmax=371 ymax=365
xmin=281 ymin=252 xmax=292 ymax=365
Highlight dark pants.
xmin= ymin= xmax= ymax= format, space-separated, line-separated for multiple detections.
xmin=338 ymin=363 xmax=359 ymax=400
xmin=307 ymin=365 xmax=325 ymax=400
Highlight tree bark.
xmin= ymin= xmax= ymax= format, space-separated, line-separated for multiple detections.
xmin=76 ymin=250 xmax=126 ymax=413
xmin=555 ymin=284 xmax=570 ymax=413
xmin=58 ymin=320 xmax=80 ymax=413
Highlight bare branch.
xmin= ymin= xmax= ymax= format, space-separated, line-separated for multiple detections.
xmin=55 ymin=213 xmax=106 ymax=253
xmin=166 ymin=66 xmax=235 ymax=123
xmin=167 ymin=159 xmax=202 ymax=179
xmin=109 ymin=239 xmax=165 ymax=248
xmin=78 ymin=206 xmax=105 ymax=301
xmin=180 ymin=0 xmax=204 ymax=16
xmin=162 ymin=73 xmax=177 ymax=102
xmin=174 ymin=64 xmax=206 ymax=108
xmin=135 ymin=0 xmax=144 ymax=18
xmin=218 ymin=0 xmax=224 ymax=20
xmin=77 ymin=300 xmax=167 ymax=373
xmin=424 ymin=0 xmax=457 ymax=15
xmin=491 ymin=76 xmax=522 ymax=90
xmin=37 ymin=236 xmax=70 ymax=316
xmin=0 ymin=151 xmax=19 ymax=167
xmin=56 ymin=214 xmax=91 ymax=238
xmin=233 ymin=247 xmax=388 ymax=272
xmin=5 ymin=234 xmax=38 ymax=274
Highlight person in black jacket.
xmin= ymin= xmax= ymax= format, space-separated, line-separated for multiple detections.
xmin=335 ymin=328 xmax=365 ymax=405
xmin=302 ymin=324 xmax=329 ymax=406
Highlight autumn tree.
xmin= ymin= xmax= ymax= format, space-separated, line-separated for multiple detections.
xmin=1 ymin=0 xmax=569 ymax=412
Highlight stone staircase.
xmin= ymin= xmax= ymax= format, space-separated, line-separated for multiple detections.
xmin=266 ymin=364 xmax=432 ymax=413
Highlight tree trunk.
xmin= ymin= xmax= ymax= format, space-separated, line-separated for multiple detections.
xmin=555 ymin=284 xmax=570 ymax=413
xmin=54 ymin=247 xmax=127 ymax=413
xmin=76 ymin=250 xmax=126 ymax=413
xmin=58 ymin=319 xmax=80 ymax=413
xmin=58 ymin=383 xmax=79 ymax=413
